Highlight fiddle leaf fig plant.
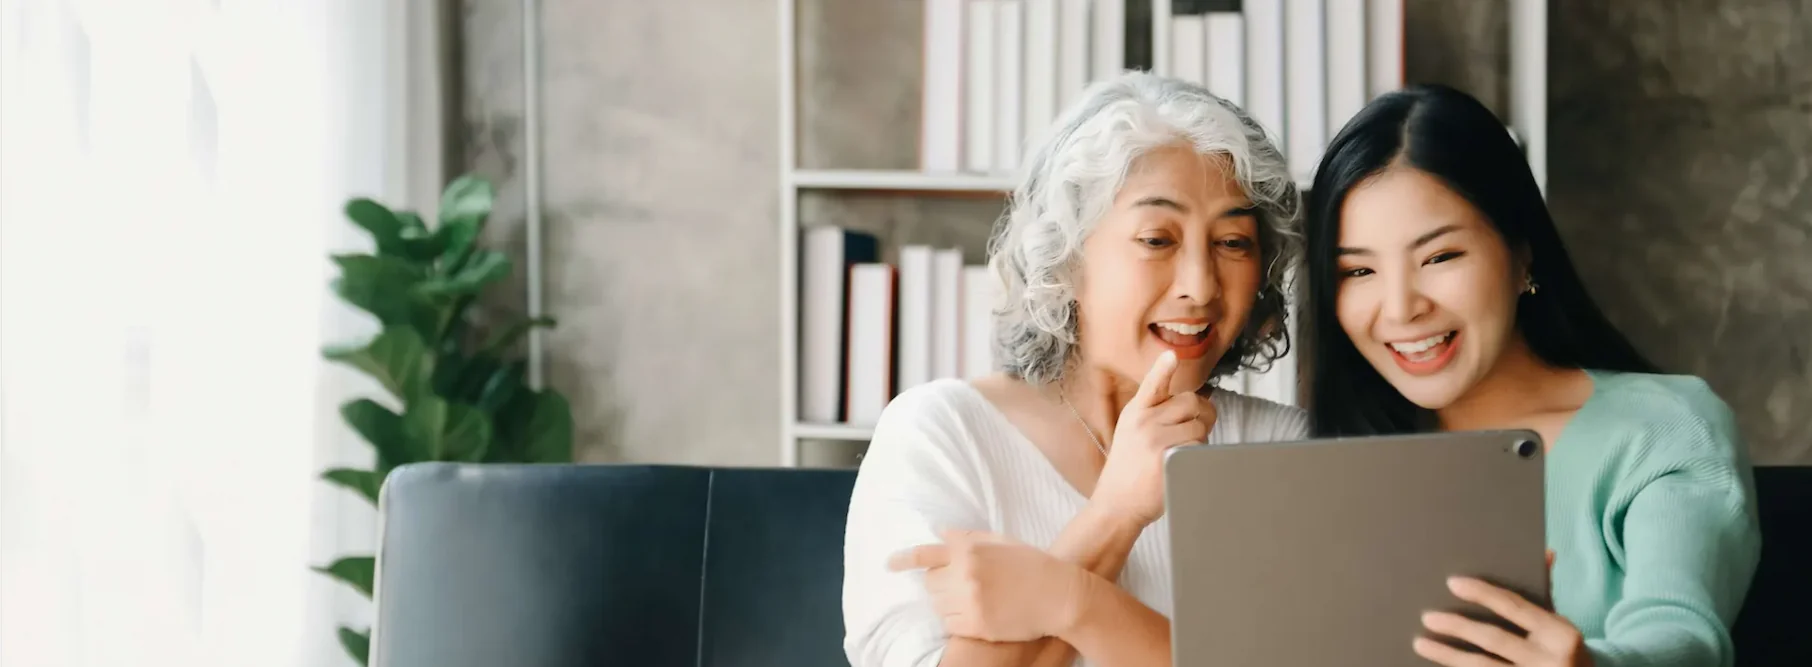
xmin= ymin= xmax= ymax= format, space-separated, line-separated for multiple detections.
xmin=316 ymin=174 xmax=574 ymax=665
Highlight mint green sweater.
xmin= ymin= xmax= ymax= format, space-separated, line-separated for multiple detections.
xmin=1548 ymin=370 xmax=1762 ymax=667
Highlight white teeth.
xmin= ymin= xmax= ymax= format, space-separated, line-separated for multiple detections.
xmin=1389 ymin=332 xmax=1453 ymax=354
xmin=1156 ymin=322 xmax=1209 ymax=335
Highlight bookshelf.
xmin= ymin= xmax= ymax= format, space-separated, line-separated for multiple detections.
xmin=775 ymin=0 xmax=1549 ymax=467
xmin=790 ymin=169 xmax=1018 ymax=193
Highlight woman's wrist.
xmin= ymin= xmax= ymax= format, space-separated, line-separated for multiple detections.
xmin=1048 ymin=563 xmax=1106 ymax=639
xmin=1079 ymin=497 xmax=1154 ymax=536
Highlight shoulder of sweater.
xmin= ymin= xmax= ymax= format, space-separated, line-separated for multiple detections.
xmin=862 ymin=377 xmax=1007 ymax=467
xmin=867 ymin=379 xmax=991 ymax=452
xmin=1587 ymin=370 xmax=1744 ymax=463
xmin=853 ymin=380 xmax=995 ymax=488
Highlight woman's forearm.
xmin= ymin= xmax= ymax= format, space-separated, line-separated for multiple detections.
xmin=1055 ymin=572 xmax=1173 ymax=667
xmin=935 ymin=637 xmax=1072 ymax=667
xmin=1046 ymin=502 xmax=1148 ymax=580
xmin=935 ymin=504 xmax=1150 ymax=667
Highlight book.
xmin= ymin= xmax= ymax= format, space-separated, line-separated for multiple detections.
xmin=800 ymin=226 xmax=880 ymax=423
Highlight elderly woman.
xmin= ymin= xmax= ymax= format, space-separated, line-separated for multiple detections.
xmin=840 ymin=72 xmax=1307 ymax=667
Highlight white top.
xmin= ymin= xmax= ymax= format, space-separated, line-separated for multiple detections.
xmin=841 ymin=378 xmax=1311 ymax=667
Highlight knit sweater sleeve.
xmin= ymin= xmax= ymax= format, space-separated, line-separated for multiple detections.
xmin=841 ymin=384 xmax=992 ymax=667
xmin=1587 ymin=388 xmax=1762 ymax=667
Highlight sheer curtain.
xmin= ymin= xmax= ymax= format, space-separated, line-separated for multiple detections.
xmin=0 ymin=1 xmax=448 ymax=665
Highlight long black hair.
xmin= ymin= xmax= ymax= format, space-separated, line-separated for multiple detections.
xmin=1303 ymin=83 xmax=1658 ymax=436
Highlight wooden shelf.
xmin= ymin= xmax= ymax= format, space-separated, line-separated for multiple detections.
xmin=791 ymin=422 xmax=876 ymax=441
xmin=789 ymin=169 xmax=1017 ymax=193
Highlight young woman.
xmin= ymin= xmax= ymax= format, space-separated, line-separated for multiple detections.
xmin=1304 ymin=83 xmax=1761 ymax=667
xmin=841 ymin=72 xmax=1307 ymax=667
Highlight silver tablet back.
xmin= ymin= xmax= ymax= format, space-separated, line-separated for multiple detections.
xmin=1164 ymin=430 xmax=1548 ymax=667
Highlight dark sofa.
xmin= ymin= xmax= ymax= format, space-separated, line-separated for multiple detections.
xmin=368 ymin=463 xmax=1808 ymax=667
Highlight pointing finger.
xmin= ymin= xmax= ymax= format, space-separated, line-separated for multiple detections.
xmin=887 ymin=544 xmax=950 ymax=572
xmin=1133 ymin=350 xmax=1179 ymax=408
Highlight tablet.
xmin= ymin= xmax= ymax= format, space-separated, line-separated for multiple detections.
xmin=1163 ymin=429 xmax=1549 ymax=667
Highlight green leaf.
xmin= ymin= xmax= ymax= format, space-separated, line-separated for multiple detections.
xmin=402 ymin=396 xmax=492 ymax=462
xmin=322 ymin=468 xmax=383 ymax=506
xmin=415 ymin=250 xmax=510 ymax=298
xmin=437 ymin=218 xmax=480 ymax=274
xmin=315 ymin=556 xmax=375 ymax=598
xmin=344 ymin=199 xmax=408 ymax=257
xmin=523 ymin=392 xmax=574 ymax=463
xmin=475 ymin=362 xmax=525 ymax=414
xmin=329 ymin=254 xmax=440 ymax=334
xmin=322 ymin=328 xmax=433 ymax=401
xmin=480 ymin=316 xmax=557 ymax=357
xmin=396 ymin=212 xmax=445 ymax=260
xmin=452 ymin=355 xmax=507 ymax=403
xmin=339 ymin=399 xmax=414 ymax=468
xmin=430 ymin=350 xmax=478 ymax=401
xmin=337 ymin=626 xmax=371 ymax=666
xmin=496 ymin=390 xmax=573 ymax=464
xmin=438 ymin=174 xmax=494 ymax=233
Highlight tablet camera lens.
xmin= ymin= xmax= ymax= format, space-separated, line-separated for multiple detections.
xmin=1515 ymin=440 xmax=1538 ymax=459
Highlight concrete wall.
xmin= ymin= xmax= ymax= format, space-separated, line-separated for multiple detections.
xmin=458 ymin=0 xmax=1810 ymax=466
xmin=1545 ymin=2 xmax=1812 ymax=465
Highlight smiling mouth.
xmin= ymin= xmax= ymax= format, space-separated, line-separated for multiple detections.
xmin=1386 ymin=331 xmax=1459 ymax=374
xmin=1151 ymin=322 xmax=1214 ymax=359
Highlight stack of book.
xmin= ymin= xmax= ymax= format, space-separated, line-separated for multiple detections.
xmin=920 ymin=0 xmax=1126 ymax=175
xmin=1159 ymin=0 xmax=1403 ymax=183
xmin=920 ymin=0 xmax=1406 ymax=183
xmin=798 ymin=226 xmax=1001 ymax=427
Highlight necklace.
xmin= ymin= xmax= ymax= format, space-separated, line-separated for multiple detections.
xmin=1057 ymin=390 xmax=1109 ymax=458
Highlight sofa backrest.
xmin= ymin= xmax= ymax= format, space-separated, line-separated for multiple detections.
xmin=370 ymin=462 xmax=1807 ymax=667
xmin=370 ymin=463 xmax=857 ymax=667
xmin=1732 ymin=465 xmax=1812 ymax=666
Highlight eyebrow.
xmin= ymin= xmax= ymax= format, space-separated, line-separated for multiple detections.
xmin=1336 ymin=224 xmax=1462 ymax=256
xmin=1132 ymin=196 xmax=1259 ymax=220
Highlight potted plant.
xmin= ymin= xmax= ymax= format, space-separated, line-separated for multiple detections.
xmin=315 ymin=174 xmax=574 ymax=665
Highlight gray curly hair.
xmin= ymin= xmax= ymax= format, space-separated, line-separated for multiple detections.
xmin=985 ymin=71 xmax=1303 ymax=388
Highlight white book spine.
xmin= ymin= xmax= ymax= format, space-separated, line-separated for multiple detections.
xmin=799 ymin=228 xmax=843 ymax=422
xmin=845 ymin=264 xmax=895 ymax=425
xmin=1206 ymin=12 xmax=1245 ymax=106
xmin=1057 ymin=0 xmax=1091 ymax=107
xmin=921 ymin=0 xmax=966 ymax=172
xmin=961 ymin=266 xmax=998 ymax=379
xmin=1365 ymin=0 xmax=1404 ymax=99
xmin=995 ymin=0 xmax=1025 ymax=174
xmin=896 ymin=245 xmax=936 ymax=391
xmin=1245 ymin=0 xmax=1288 ymax=154
xmin=1023 ymin=0 xmax=1058 ymax=147
xmin=1284 ymin=0 xmax=1326 ymax=185
xmin=1169 ymin=15 xmax=1205 ymax=87
xmin=965 ymin=0 xmax=998 ymax=173
xmin=1090 ymin=0 xmax=1124 ymax=82
xmin=1324 ymin=0 xmax=1366 ymax=140
xmin=931 ymin=249 xmax=964 ymax=379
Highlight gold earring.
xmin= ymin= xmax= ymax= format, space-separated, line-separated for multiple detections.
xmin=1524 ymin=274 xmax=1539 ymax=295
